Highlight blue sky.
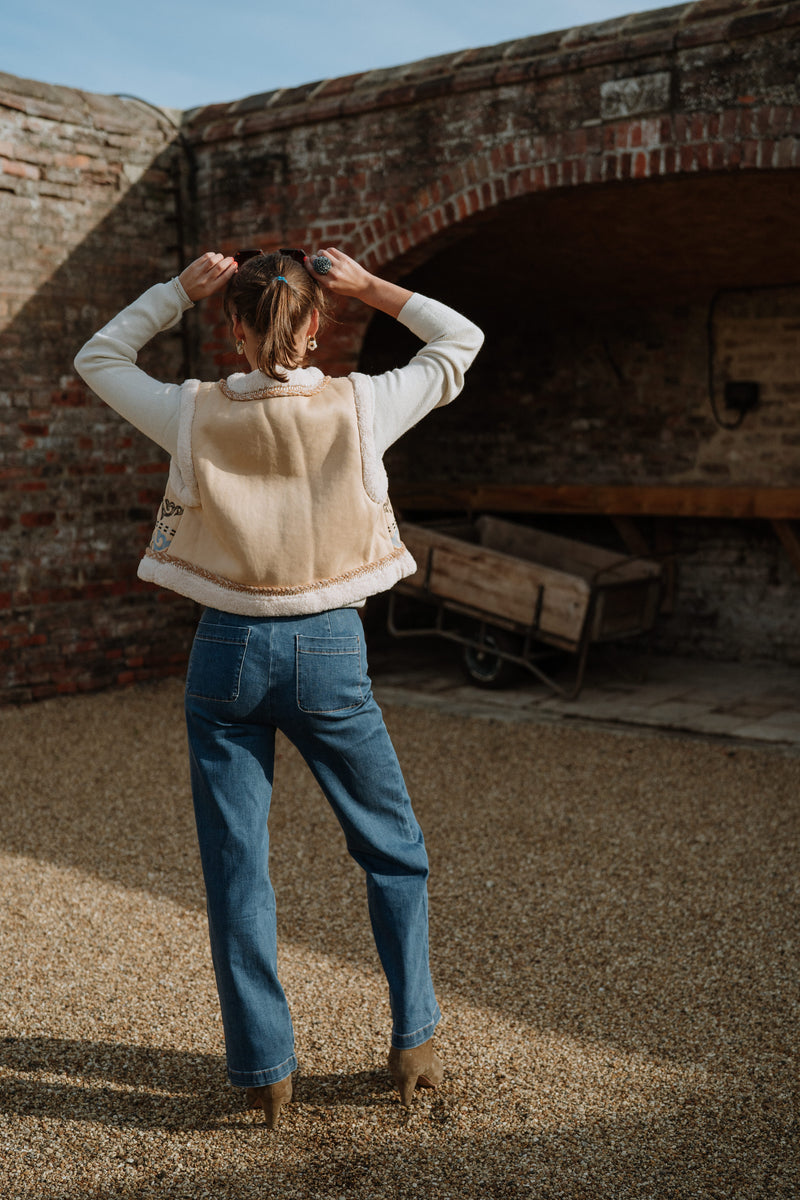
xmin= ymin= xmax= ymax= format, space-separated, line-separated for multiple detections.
xmin=3 ymin=0 xmax=660 ymax=111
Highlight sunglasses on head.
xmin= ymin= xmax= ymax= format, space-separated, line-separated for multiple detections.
xmin=233 ymin=248 xmax=306 ymax=267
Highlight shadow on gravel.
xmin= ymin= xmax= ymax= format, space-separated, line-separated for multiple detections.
xmin=1 ymin=1034 xmax=795 ymax=1199
xmin=0 ymin=1035 xmax=399 ymax=1130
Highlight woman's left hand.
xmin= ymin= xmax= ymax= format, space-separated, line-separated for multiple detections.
xmin=305 ymin=247 xmax=412 ymax=318
xmin=304 ymin=247 xmax=373 ymax=297
xmin=179 ymin=253 xmax=238 ymax=302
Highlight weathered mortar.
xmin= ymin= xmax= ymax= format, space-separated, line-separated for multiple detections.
xmin=2 ymin=0 xmax=800 ymax=700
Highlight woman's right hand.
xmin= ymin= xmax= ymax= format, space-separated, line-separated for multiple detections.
xmin=179 ymin=252 xmax=238 ymax=302
xmin=305 ymin=248 xmax=413 ymax=318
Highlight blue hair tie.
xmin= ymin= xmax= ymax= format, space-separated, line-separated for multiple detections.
xmin=274 ymin=275 xmax=288 ymax=283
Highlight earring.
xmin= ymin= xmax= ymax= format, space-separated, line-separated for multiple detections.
xmin=235 ymin=338 xmax=245 ymax=355
xmin=307 ymin=336 xmax=318 ymax=352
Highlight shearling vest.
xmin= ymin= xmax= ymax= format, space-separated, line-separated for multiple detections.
xmin=137 ymin=373 xmax=416 ymax=616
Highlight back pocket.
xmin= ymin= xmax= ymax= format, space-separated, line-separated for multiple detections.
xmin=296 ymin=635 xmax=363 ymax=713
xmin=186 ymin=623 xmax=251 ymax=702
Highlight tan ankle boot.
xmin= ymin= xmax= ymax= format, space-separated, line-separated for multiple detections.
xmin=245 ymin=1075 xmax=293 ymax=1129
xmin=388 ymin=1038 xmax=444 ymax=1106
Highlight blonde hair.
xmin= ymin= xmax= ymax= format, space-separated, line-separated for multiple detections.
xmin=224 ymin=252 xmax=329 ymax=381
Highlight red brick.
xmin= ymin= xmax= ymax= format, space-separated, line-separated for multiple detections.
xmin=720 ymin=109 xmax=738 ymax=139
xmin=602 ymin=154 xmax=618 ymax=181
xmin=19 ymin=511 xmax=55 ymax=528
xmin=742 ymin=139 xmax=759 ymax=166
xmin=776 ymin=137 xmax=795 ymax=168
xmin=1 ymin=158 xmax=40 ymax=180
xmin=22 ymin=633 xmax=48 ymax=647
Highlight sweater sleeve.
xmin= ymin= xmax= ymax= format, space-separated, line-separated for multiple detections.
xmin=73 ymin=278 xmax=195 ymax=458
xmin=367 ymin=293 xmax=484 ymax=457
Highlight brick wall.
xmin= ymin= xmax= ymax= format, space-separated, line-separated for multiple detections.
xmin=2 ymin=0 xmax=800 ymax=701
xmin=657 ymin=518 xmax=800 ymax=664
xmin=0 ymin=75 xmax=198 ymax=702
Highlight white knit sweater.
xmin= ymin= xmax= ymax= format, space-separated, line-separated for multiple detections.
xmin=74 ymin=277 xmax=484 ymax=461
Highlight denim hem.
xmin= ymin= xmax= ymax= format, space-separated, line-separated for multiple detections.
xmin=390 ymin=1005 xmax=442 ymax=1050
xmin=228 ymin=1052 xmax=298 ymax=1088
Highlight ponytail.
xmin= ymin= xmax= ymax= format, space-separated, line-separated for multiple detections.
xmin=224 ymin=252 xmax=329 ymax=381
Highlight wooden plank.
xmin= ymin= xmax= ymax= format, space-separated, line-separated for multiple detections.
xmin=430 ymin=545 xmax=588 ymax=642
xmin=394 ymin=484 xmax=800 ymax=520
xmin=476 ymin=515 xmax=661 ymax=582
xmin=400 ymin=522 xmax=590 ymax=644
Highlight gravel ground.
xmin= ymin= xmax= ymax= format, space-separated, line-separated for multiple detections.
xmin=0 ymin=677 xmax=797 ymax=1199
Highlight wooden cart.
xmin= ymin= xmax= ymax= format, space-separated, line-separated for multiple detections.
xmin=387 ymin=515 xmax=663 ymax=698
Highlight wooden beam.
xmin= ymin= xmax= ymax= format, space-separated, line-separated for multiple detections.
xmin=393 ymin=484 xmax=800 ymax=520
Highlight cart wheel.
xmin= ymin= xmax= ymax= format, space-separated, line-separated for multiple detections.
xmin=462 ymin=630 xmax=521 ymax=689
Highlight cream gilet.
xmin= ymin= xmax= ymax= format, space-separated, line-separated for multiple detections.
xmin=138 ymin=371 xmax=416 ymax=616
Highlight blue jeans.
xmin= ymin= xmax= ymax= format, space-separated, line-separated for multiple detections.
xmin=184 ymin=606 xmax=441 ymax=1088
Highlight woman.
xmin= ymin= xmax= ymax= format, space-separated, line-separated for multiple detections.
xmin=74 ymin=247 xmax=483 ymax=1127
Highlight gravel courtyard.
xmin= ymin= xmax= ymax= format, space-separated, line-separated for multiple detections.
xmin=0 ymin=677 xmax=797 ymax=1199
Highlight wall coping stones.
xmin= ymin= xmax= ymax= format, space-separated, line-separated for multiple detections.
xmin=0 ymin=72 xmax=178 ymax=136
xmin=183 ymin=0 xmax=790 ymax=140
xmin=2 ymin=2 xmax=791 ymax=143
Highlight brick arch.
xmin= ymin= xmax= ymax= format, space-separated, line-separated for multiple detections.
xmin=358 ymin=102 xmax=800 ymax=272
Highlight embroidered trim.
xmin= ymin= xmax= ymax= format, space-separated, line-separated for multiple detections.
xmin=138 ymin=546 xmax=416 ymax=616
xmin=143 ymin=544 xmax=408 ymax=596
xmin=219 ymin=375 xmax=331 ymax=401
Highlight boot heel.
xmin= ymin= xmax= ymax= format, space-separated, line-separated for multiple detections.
xmin=388 ymin=1039 xmax=444 ymax=1107
xmin=246 ymin=1075 xmax=293 ymax=1129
